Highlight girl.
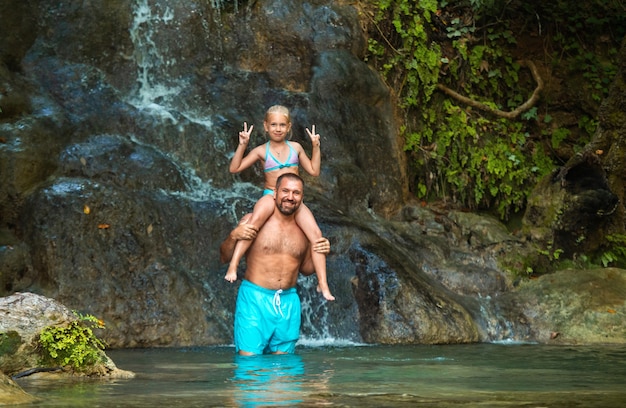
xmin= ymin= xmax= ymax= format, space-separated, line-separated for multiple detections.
xmin=225 ymin=105 xmax=334 ymax=301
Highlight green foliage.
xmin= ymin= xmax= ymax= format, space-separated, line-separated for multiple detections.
xmin=578 ymin=115 xmax=598 ymax=138
xmin=410 ymin=98 xmax=553 ymax=218
xmin=550 ymin=127 xmax=570 ymax=149
xmin=39 ymin=312 xmax=106 ymax=370
xmin=552 ymin=32 xmax=618 ymax=104
xmin=537 ymin=1 xmax=622 ymax=105
xmin=365 ymin=0 xmax=621 ymax=221
xmin=538 ymin=246 xmax=564 ymax=261
xmin=597 ymin=234 xmax=626 ymax=268
xmin=510 ymin=232 xmax=626 ymax=278
xmin=366 ymin=0 xmax=556 ymax=219
xmin=366 ymin=0 xmax=441 ymax=108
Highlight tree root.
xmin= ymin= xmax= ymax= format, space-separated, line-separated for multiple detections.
xmin=12 ymin=367 xmax=64 ymax=379
xmin=436 ymin=60 xmax=543 ymax=119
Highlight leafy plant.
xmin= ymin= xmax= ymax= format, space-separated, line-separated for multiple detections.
xmin=550 ymin=127 xmax=570 ymax=149
xmin=366 ymin=0 xmax=441 ymax=108
xmin=39 ymin=312 xmax=106 ymax=370
xmin=597 ymin=234 xmax=626 ymax=267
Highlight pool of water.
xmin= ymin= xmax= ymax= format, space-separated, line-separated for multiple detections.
xmin=15 ymin=342 xmax=626 ymax=407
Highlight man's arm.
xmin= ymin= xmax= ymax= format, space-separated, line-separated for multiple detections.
xmin=300 ymin=237 xmax=331 ymax=276
xmin=219 ymin=214 xmax=257 ymax=264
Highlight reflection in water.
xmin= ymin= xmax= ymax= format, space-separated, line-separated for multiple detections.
xmin=232 ymin=354 xmax=304 ymax=407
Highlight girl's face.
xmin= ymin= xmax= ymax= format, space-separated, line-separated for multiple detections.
xmin=264 ymin=113 xmax=291 ymax=141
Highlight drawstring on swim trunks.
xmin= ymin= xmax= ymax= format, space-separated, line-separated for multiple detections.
xmin=273 ymin=289 xmax=284 ymax=318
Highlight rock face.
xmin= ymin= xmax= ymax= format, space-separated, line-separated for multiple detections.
xmin=1 ymin=1 xmax=625 ymax=348
xmin=0 ymin=292 xmax=133 ymax=378
xmin=0 ymin=0 xmax=466 ymax=348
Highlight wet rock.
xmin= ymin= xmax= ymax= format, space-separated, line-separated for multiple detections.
xmin=350 ymin=243 xmax=480 ymax=344
xmin=58 ymin=134 xmax=189 ymax=192
xmin=19 ymin=179 xmax=232 ymax=347
xmin=525 ymin=153 xmax=618 ymax=256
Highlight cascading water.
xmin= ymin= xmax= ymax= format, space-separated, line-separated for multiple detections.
xmin=129 ymin=0 xmax=179 ymax=109
xmin=298 ymin=276 xmax=362 ymax=346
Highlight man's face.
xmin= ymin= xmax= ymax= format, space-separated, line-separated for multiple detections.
xmin=275 ymin=178 xmax=303 ymax=215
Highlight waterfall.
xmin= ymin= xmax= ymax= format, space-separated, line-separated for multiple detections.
xmin=298 ymin=277 xmax=363 ymax=346
xmin=475 ymin=295 xmax=516 ymax=342
xmin=129 ymin=0 xmax=180 ymax=110
xmin=124 ymin=0 xmax=352 ymax=345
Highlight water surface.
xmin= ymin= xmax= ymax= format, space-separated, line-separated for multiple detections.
xmin=16 ymin=343 xmax=626 ymax=407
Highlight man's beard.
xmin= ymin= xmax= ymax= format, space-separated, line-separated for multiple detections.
xmin=277 ymin=199 xmax=300 ymax=215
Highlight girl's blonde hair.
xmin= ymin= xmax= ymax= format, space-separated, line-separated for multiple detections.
xmin=265 ymin=105 xmax=291 ymax=122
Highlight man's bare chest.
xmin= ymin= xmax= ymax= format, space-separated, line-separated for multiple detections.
xmin=257 ymin=225 xmax=307 ymax=258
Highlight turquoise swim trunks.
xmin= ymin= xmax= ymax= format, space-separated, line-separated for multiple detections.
xmin=234 ymin=280 xmax=301 ymax=354
xmin=263 ymin=188 xmax=274 ymax=196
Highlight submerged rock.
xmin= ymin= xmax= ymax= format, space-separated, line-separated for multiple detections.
xmin=0 ymin=371 xmax=38 ymax=405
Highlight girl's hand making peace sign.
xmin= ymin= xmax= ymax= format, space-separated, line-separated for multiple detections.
xmin=239 ymin=122 xmax=253 ymax=146
xmin=306 ymin=125 xmax=320 ymax=148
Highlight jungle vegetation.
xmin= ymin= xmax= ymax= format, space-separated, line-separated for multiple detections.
xmin=363 ymin=0 xmax=625 ymax=220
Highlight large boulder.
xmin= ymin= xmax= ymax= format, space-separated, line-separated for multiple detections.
xmin=0 ymin=292 xmax=133 ymax=378
xmin=510 ymin=268 xmax=626 ymax=344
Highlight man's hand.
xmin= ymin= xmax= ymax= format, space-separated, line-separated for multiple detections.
xmin=312 ymin=237 xmax=330 ymax=254
xmin=219 ymin=214 xmax=257 ymax=264
xmin=230 ymin=216 xmax=258 ymax=241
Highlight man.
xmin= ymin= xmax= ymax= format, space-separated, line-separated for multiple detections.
xmin=220 ymin=173 xmax=332 ymax=355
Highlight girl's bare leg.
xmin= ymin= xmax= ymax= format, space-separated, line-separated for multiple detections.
xmin=224 ymin=195 xmax=275 ymax=282
xmin=295 ymin=204 xmax=335 ymax=301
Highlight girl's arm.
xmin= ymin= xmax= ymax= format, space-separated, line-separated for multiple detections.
xmin=230 ymin=145 xmax=264 ymax=173
xmin=229 ymin=122 xmax=264 ymax=173
xmin=297 ymin=125 xmax=321 ymax=176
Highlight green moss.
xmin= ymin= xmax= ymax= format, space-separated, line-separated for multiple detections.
xmin=0 ymin=331 xmax=22 ymax=356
